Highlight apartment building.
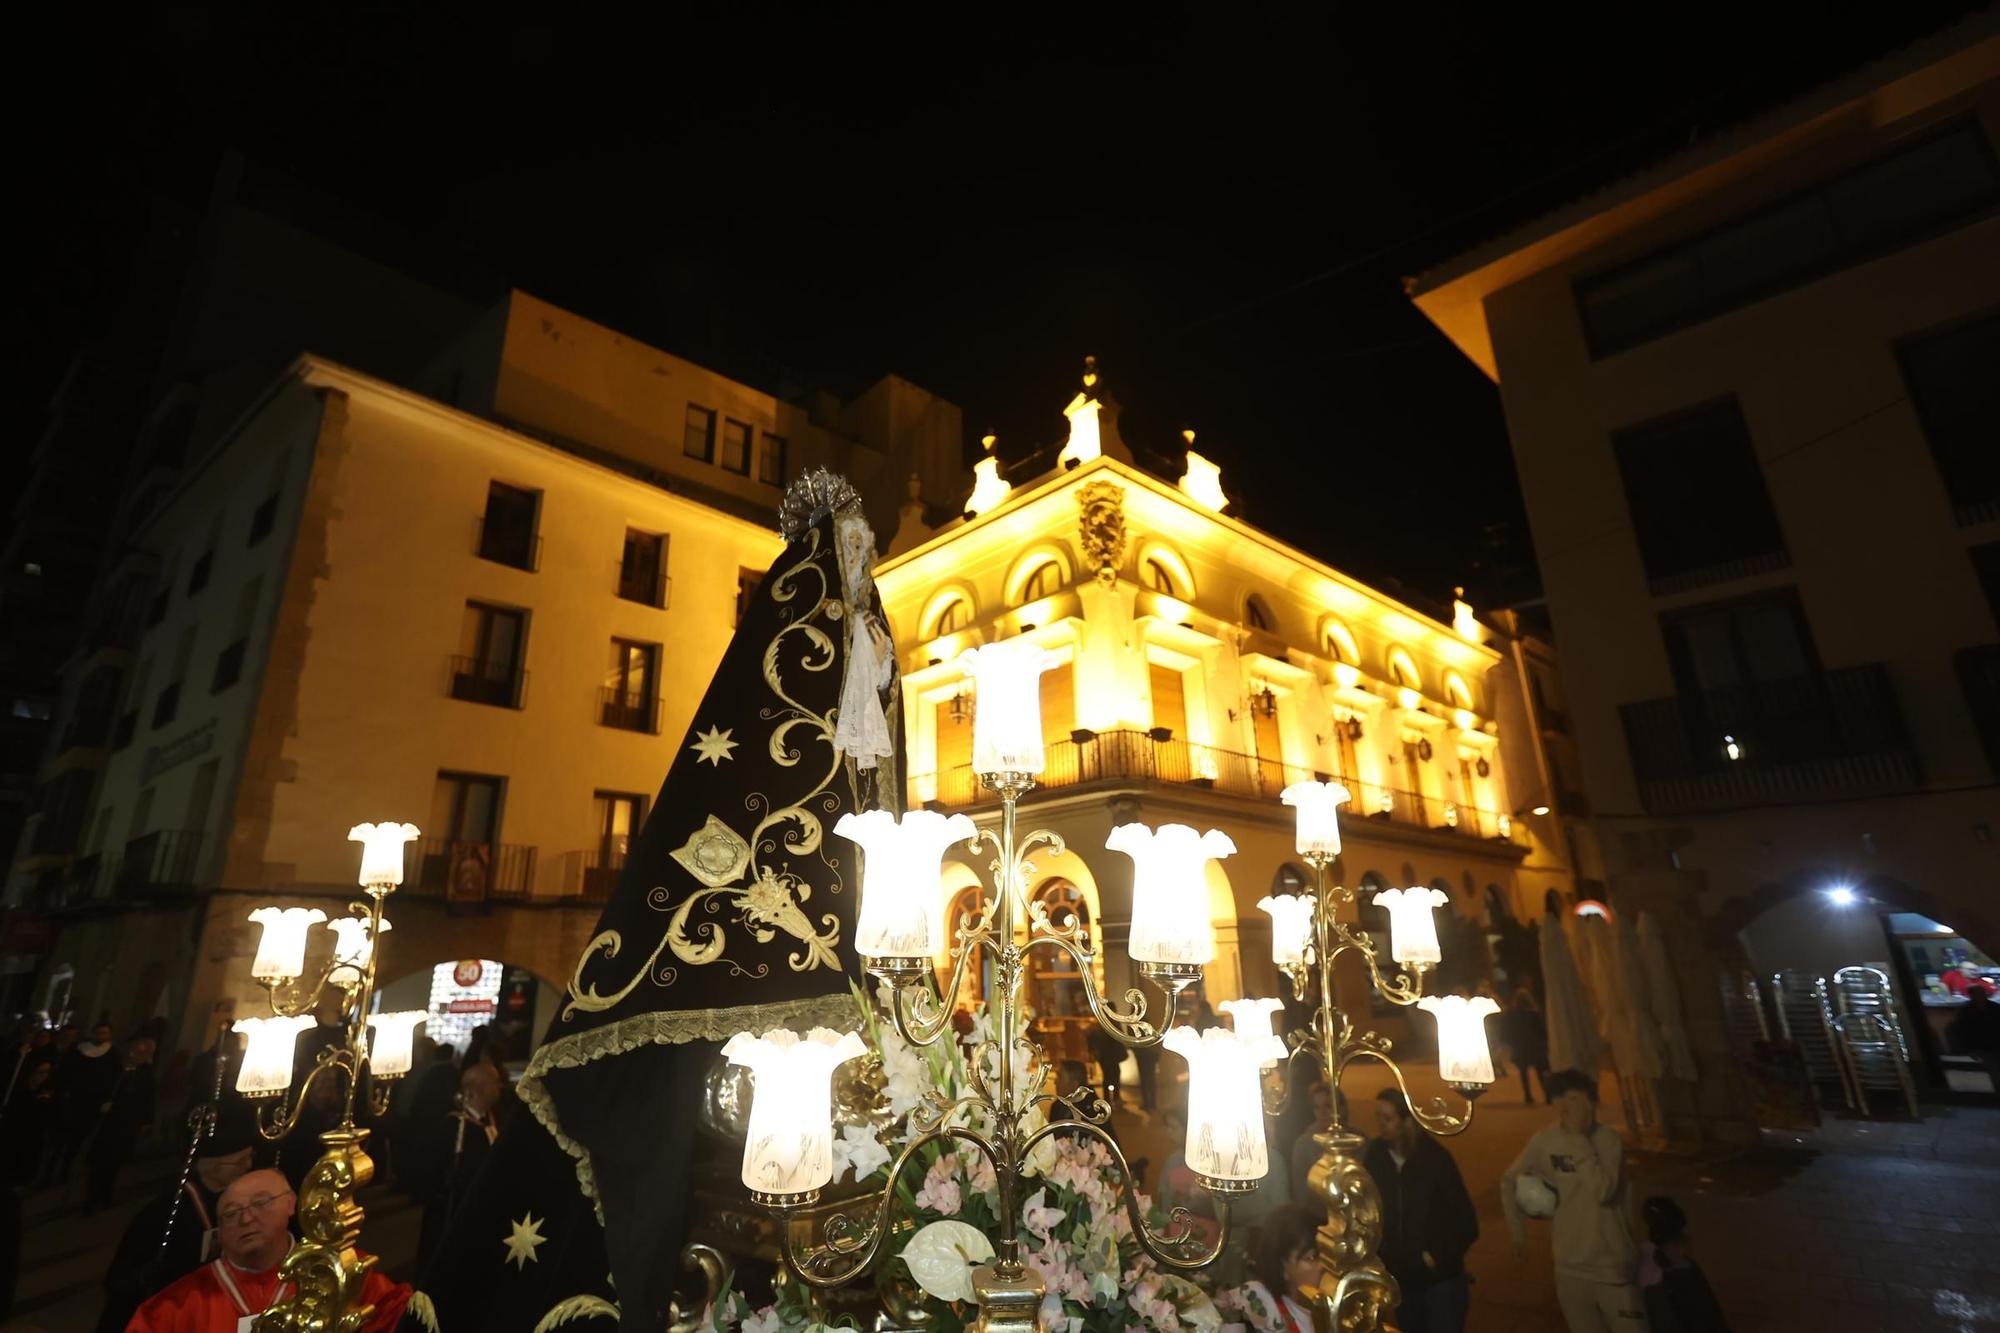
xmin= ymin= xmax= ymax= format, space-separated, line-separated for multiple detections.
xmin=1408 ymin=18 xmax=2000 ymax=1131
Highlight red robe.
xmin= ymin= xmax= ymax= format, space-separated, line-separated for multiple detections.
xmin=128 ymin=1254 xmax=410 ymax=1333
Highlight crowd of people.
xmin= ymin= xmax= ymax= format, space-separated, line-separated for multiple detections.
xmin=0 ymin=1008 xmax=523 ymax=1332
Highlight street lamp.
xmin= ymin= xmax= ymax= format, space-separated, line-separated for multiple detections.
xmin=236 ymin=821 xmax=425 ymax=1332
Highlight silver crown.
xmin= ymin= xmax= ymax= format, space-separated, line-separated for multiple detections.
xmin=778 ymin=468 xmax=864 ymax=539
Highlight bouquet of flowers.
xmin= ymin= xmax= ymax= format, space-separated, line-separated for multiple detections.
xmin=712 ymin=984 xmax=1287 ymax=1333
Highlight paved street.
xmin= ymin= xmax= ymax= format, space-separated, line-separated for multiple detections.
xmin=9 ymin=1072 xmax=2000 ymax=1331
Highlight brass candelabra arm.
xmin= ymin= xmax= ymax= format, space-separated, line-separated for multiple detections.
xmin=1260 ymin=1038 xmax=1321 ymax=1118
xmin=366 ymin=1077 xmax=396 ymax=1118
xmin=886 ymin=925 xmax=997 ymax=1049
xmin=259 ymin=961 xmax=364 ymax=1021
xmin=1020 ymin=931 xmax=1174 ymax=1047
xmin=1021 ymin=1118 xmax=1233 ymax=1272
xmin=1338 ymin=1042 xmax=1476 ymax=1138
xmin=1325 ymin=921 xmax=1426 ymax=1008
xmin=1012 ymin=828 xmax=1067 ymax=906
xmin=252 ymin=1047 xmax=357 ymax=1141
xmin=780 ymin=1120 xmax=979 ymax=1289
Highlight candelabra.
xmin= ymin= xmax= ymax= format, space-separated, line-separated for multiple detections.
xmin=1259 ymin=782 xmax=1498 ymax=1332
xmin=235 ymin=822 xmax=428 ymax=1333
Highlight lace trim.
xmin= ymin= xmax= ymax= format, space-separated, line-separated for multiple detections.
xmin=517 ymin=991 xmax=861 ymax=1215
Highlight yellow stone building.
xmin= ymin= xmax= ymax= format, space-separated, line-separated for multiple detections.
xmin=873 ymin=368 xmax=1587 ymax=1061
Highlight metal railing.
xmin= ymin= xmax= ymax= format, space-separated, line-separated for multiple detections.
xmin=406 ymin=836 xmax=536 ymax=903
xmin=616 ymin=560 xmax=669 ymax=609
xmin=447 ymin=655 xmax=527 ymax=710
xmin=598 ymin=687 xmax=661 ymax=734
xmin=908 ymin=728 xmax=1526 ymax=845
xmin=561 ymin=846 xmax=627 ymax=902
xmin=1620 ymin=663 xmax=1916 ymax=813
xmin=474 ymin=516 xmax=541 ymax=572
xmin=113 ymin=829 xmax=204 ymax=895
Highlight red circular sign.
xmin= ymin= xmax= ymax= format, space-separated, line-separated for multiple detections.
xmin=452 ymin=960 xmax=485 ymax=987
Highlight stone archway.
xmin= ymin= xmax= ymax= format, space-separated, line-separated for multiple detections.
xmin=1706 ymin=867 xmax=2000 ymax=964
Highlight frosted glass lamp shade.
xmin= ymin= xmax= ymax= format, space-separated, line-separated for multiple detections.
xmin=959 ymin=640 xmax=1058 ymax=775
xmin=1161 ymin=1026 xmax=1270 ymax=1182
xmin=247 ymin=907 xmax=327 ymax=982
xmin=233 ymin=1015 xmax=314 ymax=1096
xmin=1110 ymin=823 xmax=1235 ymax=965
xmin=1372 ymin=887 xmax=1449 ymax=967
xmin=349 ymin=822 xmax=420 ymax=887
xmin=834 ymin=809 xmax=977 ymax=958
xmin=1257 ymin=894 xmax=1316 ymax=967
xmin=723 ymin=1027 xmax=869 ymax=1197
xmin=366 ymin=1010 xmax=427 ymax=1078
xmin=1218 ymin=997 xmax=1288 ymax=1067
xmin=328 ymin=916 xmax=391 ymax=970
xmin=1280 ymin=781 xmax=1351 ymax=857
xmin=1419 ymin=995 xmax=1501 ymax=1085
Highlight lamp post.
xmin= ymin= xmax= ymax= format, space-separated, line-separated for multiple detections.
xmin=1274 ymin=780 xmax=1496 ymax=1331
xmin=236 ymin=821 xmax=426 ymax=1333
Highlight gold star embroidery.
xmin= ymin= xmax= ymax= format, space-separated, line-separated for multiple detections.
xmin=690 ymin=725 xmax=738 ymax=766
xmin=502 ymin=1213 xmax=546 ymax=1270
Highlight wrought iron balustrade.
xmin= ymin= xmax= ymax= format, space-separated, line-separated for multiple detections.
xmin=447 ymin=655 xmax=527 ymax=709
xmin=407 ymin=836 xmax=537 ymax=903
xmin=598 ymin=687 xmax=661 ymax=734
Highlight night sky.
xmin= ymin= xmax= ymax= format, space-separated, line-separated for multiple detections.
xmin=14 ymin=4 xmax=1985 ymax=613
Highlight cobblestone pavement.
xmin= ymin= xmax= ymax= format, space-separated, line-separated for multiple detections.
xmin=9 ymin=1075 xmax=2000 ymax=1331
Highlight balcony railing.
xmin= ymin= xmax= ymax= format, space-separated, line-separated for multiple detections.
xmin=113 ymin=829 xmax=204 ymax=895
xmin=448 ymin=655 xmax=527 ymax=710
xmin=407 ymin=836 xmax=536 ymax=904
xmin=1620 ymin=664 xmax=1917 ymax=813
xmin=908 ymin=728 xmax=1527 ymax=847
xmin=616 ymin=561 xmax=669 ymax=609
xmin=475 ymin=517 xmax=540 ymax=572
xmin=598 ymin=687 xmax=661 ymax=734
xmin=561 ymin=846 xmax=627 ymax=901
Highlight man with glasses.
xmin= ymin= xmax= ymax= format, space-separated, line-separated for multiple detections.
xmin=127 ymin=1169 xmax=409 ymax=1332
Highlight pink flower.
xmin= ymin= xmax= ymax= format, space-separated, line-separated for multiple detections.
xmin=914 ymin=1154 xmax=961 ymax=1214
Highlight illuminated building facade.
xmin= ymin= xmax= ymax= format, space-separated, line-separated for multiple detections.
xmin=1409 ymin=22 xmax=2000 ymax=1130
xmin=875 ymin=368 xmax=1586 ymax=1060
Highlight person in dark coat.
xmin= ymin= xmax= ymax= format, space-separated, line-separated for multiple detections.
xmin=83 ymin=1035 xmax=157 ymax=1214
xmin=0 ymin=1059 xmax=57 ymax=1320
xmin=1949 ymin=983 xmax=2000 ymax=1088
xmin=94 ymin=1106 xmax=257 ymax=1333
xmin=1086 ymin=1025 xmax=1125 ymax=1108
xmin=416 ymin=1062 xmax=506 ymax=1273
xmin=1506 ymin=986 xmax=1551 ymax=1105
xmin=1362 ymin=1088 xmax=1478 ymax=1333
xmin=46 ymin=1021 xmax=120 ymax=1184
xmin=1639 ymin=1195 xmax=1731 ymax=1332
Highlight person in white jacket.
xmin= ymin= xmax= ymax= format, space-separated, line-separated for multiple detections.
xmin=1500 ymin=1069 xmax=1646 ymax=1330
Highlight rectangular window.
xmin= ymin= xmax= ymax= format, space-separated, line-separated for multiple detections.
xmin=619 ymin=529 xmax=667 ymax=607
xmin=187 ymin=548 xmax=214 ymax=596
xmin=1971 ymin=541 xmax=2000 ymax=628
xmin=247 ymin=492 xmax=279 ymax=546
xmin=477 ymin=482 xmax=541 ymax=571
xmin=211 ymin=577 xmax=261 ymax=693
xmin=1148 ymin=662 xmax=1187 ymax=738
xmin=683 ymin=404 xmax=716 ymax=462
xmin=1612 ymin=397 xmax=1787 ymax=594
xmin=154 ymin=627 xmax=195 ymax=728
xmin=601 ymin=638 xmax=660 ymax=732
xmin=451 ymin=602 xmax=527 ymax=708
xmin=147 ymin=556 xmax=176 ymax=627
xmin=1576 ymin=120 xmax=2000 ymax=356
xmin=719 ymin=418 xmax=752 ymax=475
xmin=593 ymin=791 xmax=644 ymax=862
xmin=1899 ymin=308 xmax=2000 ymax=521
xmin=758 ymin=434 xmax=787 ymax=486
xmin=423 ymin=771 xmax=504 ymax=900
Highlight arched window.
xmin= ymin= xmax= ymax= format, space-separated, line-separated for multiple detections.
xmin=1019 ymin=560 xmax=1058 ymax=604
xmin=940 ymin=884 xmax=986 ymax=1011
xmin=1145 ymin=558 xmax=1175 ymax=593
xmin=1245 ymin=596 xmax=1274 ymax=632
xmin=936 ymin=598 xmax=969 ymax=634
xmin=1388 ymin=647 xmax=1421 ymax=690
xmin=1444 ymin=672 xmax=1474 ymax=711
xmin=1323 ymin=620 xmax=1359 ymax=665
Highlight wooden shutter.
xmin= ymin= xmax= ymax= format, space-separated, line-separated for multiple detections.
xmin=1149 ymin=662 xmax=1186 ymax=737
xmin=1040 ymin=662 xmax=1075 ymax=742
xmin=1253 ymin=705 xmax=1283 ymax=791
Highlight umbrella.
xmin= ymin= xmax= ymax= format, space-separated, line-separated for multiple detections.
xmin=1638 ymin=911 xmax=1699 ymax=1081
xmin=1596 ymin=914 xmax=1666 ymax=1081
xmin=1539 ymin=909 xmax=1600 ymax=1077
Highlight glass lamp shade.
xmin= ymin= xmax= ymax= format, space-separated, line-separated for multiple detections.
xmin=722 ymin=1027 xmax=869 ymax=1196
xmin=1280 ymin=780 xmax=1351 ymax=857
xmin=959 ymin=639 xmax=1059 ymax=775
xmin=247 ymin=907 xmax=327 ymax=982
xmin=1371 ymin=887 xmax=1449 ymax=967
xmin=349 ymin=822 xmax=420 ymax=887
xmin=1418 ymin=995 xmax=1501 ymax=1085
xmin=233 ymin=1015 xmax=315 ymax=1096
xmin=834 ymin=809 xmax=977 ymax=958
xmin=1161 ymin=1026 xmax=1271 ymax=1182
xmin=1110 ymin=823 xmax=1235 ymax=965
xmin=366 ymin=1010 xmax=427 ymax=1078
xmin=1257 ymin=894 xmax=1316 ymax=967
xmin=1218 ymin=997 xmax=1287 ymax=1067
xmin=328 ymin=916 xmax=391 ymax=970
